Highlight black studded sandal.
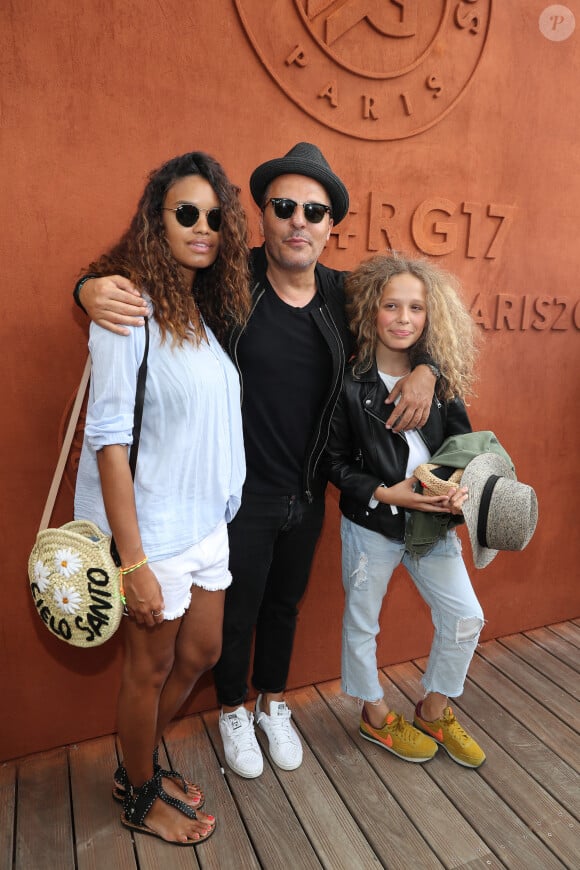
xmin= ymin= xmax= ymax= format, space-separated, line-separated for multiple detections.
xmin=121 ymin=772 xmax=215 ymax=846
xmin=112 ymin=746 xmax=204 ymax=809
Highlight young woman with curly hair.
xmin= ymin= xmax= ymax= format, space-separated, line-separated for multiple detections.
xmin=75 ymin=152 xmax=250 ymax=846
xmin=325 ymin=253 xmax=487 ymax=770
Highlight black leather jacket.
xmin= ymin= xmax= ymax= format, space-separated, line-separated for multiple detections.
xmin=324 ymin=361 xmax=472 ymax=539
xmin=228 ymin=246 xmax=352 ymax=501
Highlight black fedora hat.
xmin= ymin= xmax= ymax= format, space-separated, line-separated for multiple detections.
xmin=249 ymin=142 xmax=349 ymax=224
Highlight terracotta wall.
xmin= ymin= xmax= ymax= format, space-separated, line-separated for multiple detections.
xmin=1 ymin=1 xmax=578 ymax=761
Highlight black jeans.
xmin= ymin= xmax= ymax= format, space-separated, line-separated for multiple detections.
xmin=213 ymin=491 xmax=325 ymax=707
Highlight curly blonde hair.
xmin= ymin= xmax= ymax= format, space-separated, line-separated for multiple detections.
xmin=85 ymin=152 xmax=251 ymax=346
xmin=346 ymin=253 xmax=479 ymax=400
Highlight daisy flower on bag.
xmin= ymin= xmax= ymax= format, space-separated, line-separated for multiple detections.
xmin=54 ymin=586 xmax=82 ymax=615
xmin=54 ymin=548 xmax=82 ymax=578
xmin=33 ymin=560 xmax=51 ymax=593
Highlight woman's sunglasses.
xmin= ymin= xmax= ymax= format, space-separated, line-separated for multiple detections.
xmin=163 ymin=204 xmax=222 ymax=232
xmin=265 ymin=198 xmax=332 ymax=224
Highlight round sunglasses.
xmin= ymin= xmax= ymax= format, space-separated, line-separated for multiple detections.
xmin=163 ymin=203 xmax=222 ymax=232
xmin=265 ymin=198 xmax=332 ymax=224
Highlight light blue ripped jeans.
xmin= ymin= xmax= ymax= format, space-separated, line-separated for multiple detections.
xmin=341 ymin=515 xmax=484 ymax=703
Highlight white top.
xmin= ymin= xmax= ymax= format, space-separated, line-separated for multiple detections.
xmin=367 ymin=371 xmax=431 ymax=512
xmin=74 ymin=314 xmax=245 ymax=561
xmin=379 ymin=371 xmax=431 ymax=478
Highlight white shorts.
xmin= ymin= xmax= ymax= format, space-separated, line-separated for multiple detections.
xmin=151 ymin=520 xmax=231 ymax=620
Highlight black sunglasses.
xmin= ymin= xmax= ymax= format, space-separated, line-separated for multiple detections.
xmin=266 ymin=198 xmax=332 ymax=224
xmin=163 ymin=203 xmax=222 ymax=232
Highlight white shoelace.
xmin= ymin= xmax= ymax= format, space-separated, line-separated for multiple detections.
xmin=225 ymin=712 xmax=258 ymax=752
xmin=263 ymin=704 xmax=295 ymax=745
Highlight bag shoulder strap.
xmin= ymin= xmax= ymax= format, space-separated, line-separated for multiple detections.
xmin=128 ymin=317 xmax=149 ymax=476
xmin=39 ymin=356 xmax=92 ymax=532
xmin=38 ymin=318 xmax=150 ymax=533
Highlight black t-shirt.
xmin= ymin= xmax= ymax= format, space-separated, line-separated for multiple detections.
xmin=238 ymin=282 xmax=332 ymax=494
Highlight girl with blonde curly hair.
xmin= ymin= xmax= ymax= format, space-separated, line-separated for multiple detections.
xmin=75 ymin=152 xmax=250 ymax=846
xmin=325 ymin=253 xmax=486 ymax=770
xmin=347 ymin=253 xmax=478 ymax=400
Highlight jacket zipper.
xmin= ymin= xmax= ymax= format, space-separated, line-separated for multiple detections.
xmin=363 ymin=406 xmax=408 ymax=443
xmin=364 ymin=394 xmax=442 ymax=475
xmin=304 ymin=305 xmax=345 ymax=501
xmin=230 ymin=282 xmax=264 ymax=406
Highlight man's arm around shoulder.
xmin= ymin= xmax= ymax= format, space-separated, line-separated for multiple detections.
xmin=73 ymin=274 xmax=149 ymax=335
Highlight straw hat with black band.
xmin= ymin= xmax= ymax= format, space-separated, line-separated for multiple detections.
xmin=249 ymin=142 xmax=350 ymax=225
xmin=461 ymin=453 xmax=538 ymax=569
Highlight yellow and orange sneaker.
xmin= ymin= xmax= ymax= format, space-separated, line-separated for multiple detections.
xmin=414 ymin=703 xmax=486 ymax=769
xmin=359 ymin=706 xmax=438 ymax=762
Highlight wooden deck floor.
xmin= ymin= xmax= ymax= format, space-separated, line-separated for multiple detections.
xmin=3 ymin=620 xmax=579 ymax=869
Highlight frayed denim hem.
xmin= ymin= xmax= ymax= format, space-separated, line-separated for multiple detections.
xmin=341 ymin=683 xmax=383 ymax=705
xmin=191 ymin=577 xmax=232 ymax=592
xmin=163 ymin=590 xmax=192 ymax=621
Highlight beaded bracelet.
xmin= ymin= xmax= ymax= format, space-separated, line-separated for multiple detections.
xmin=119 ymin=556 xmax=148 ymax=605
xmin=120 ymin=556 xmax=149 ymax=576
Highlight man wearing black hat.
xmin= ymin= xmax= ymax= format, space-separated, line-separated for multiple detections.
xmin=74 ymin=143 xmax=437 ymax=778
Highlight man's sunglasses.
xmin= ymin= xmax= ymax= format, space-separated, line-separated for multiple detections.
xmin=265 ymin=198 xmax=332 ymax=224
xmin=163 ymin=204 xmax=222 ymax=232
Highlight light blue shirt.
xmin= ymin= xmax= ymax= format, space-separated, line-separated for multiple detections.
xmin=74 ymin=315 xmax=245 ymax=561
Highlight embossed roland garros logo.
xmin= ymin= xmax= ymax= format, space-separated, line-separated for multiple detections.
xmin=234 ymin=0 xmax=492 ymax=141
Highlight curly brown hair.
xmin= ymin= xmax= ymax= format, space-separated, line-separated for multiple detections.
xmin=346 ymin=253 xmax=479 ymax=400
xmin=85 ymin=152 xmax=251 ymax=345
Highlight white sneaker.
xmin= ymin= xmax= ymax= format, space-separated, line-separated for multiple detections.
xmin=255 ymin=695 xmax=303 ymax=771
xmin=219 ymin=706 xmax=263 ymax=778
